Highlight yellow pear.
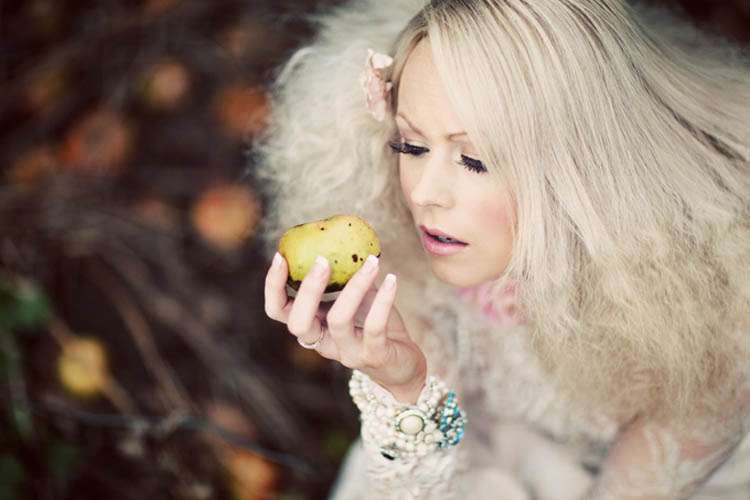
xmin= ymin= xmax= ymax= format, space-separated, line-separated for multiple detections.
xmin=278 ymin=214 xmax=381 ymax=301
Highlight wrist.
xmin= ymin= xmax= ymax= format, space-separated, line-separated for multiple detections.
xmin=386 ymin=373 xmax=427 ymax=404
xmin=370 ymin=355 xmax=428 ymax=405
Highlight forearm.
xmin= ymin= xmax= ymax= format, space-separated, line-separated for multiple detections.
xmin=581 ymin=414 xmax=744 ymax=500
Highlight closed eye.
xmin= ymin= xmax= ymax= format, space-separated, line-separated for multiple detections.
xmin=388 ymin=140 xmax=428 ymax=157
xmin=388 ymin=140 xmax=487 ymax=174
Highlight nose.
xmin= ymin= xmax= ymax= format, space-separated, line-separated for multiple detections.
xmin=409 ymin=153 xmax=454 ymax=208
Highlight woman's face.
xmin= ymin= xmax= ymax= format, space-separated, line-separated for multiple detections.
xmin=395 ymin=38 xmax=515 ymax=288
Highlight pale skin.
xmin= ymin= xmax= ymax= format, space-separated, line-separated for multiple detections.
xmin=263 ymin=38 xmax=515 ymax=405
xmin=396 ymin=39 xmax=516 ymax=289
xmin=264 ymin=253 xmax=427 ymax=404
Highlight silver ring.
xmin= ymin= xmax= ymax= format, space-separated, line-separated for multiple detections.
xmin=297 ymin=329 xmax=326 ymax=350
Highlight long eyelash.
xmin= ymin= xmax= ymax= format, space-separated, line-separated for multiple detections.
xmin=388 ymin=140 xmax=487 ymax=174
xmin=388 ymin=140 xmax=428 ymax=157
xmin=459 ymin=155 xmax=488 ymax=174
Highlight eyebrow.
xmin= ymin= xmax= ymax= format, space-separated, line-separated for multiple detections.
xmin=396 ymin=112 xmax=468 ymax=140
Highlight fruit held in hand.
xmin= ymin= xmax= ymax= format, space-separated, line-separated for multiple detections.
xmin=278 ymin=214 xmax=381 ymax=300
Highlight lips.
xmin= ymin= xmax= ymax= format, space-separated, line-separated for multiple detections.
xmin=419 ymin=225 xmax=466 ymax=244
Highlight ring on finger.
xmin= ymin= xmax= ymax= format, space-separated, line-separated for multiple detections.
xmin=297 ymin=329 xmax=327 ymax=350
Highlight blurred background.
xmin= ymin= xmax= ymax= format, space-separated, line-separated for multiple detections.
xmin=0 ymin=1 xmax=748 ymax=499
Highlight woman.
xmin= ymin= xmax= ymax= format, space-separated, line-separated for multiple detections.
xmin=256 ymin=0 xmax=750 ymax=498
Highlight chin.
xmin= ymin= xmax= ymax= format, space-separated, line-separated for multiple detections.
xmin=430 ymin=262 xmax=484 ymax=289
xmin=430 ymin=257 xmax=510 ymax=289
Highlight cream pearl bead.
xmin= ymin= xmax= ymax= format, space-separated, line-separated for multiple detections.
xmin=398 ymin=414 xmax=425 ymax=435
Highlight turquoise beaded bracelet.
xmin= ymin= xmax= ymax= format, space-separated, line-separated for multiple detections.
xmin=437 ymin=390 xmax=466 ymax=448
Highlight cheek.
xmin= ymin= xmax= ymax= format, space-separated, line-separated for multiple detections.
xmin=399 ymin=166 xmax=415 ymax=207
xmin=478 ymin=198 xmax=513 ymax=229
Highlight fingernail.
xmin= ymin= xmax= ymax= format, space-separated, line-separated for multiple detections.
xmin=383 ymin=273 xmax=396 ymax=290
xmin=312 ymin=256 xmax=329 ymax=277
xmin=362 ymin=254 xmax=379 ymax=274
xmin=272 ymin=252 xmax=282 ymax=269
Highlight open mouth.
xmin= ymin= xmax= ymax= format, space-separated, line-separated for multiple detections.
xmin=423 ymin=229 xmax=467 ymax=245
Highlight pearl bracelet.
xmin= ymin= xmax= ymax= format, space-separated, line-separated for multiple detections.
xmin=349 ymin=369 xmax=467 ymax=461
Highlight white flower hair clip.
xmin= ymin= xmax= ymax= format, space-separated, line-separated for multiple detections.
xmin=359 ymin=48 xmax=394 ymax=122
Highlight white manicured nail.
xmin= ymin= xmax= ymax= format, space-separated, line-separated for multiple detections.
xmin=362 ymin=254 xmax=379 ymax=274
xmin=312 ymin=256 xmax=329 ymax=277
xmin=383 ymin=273 xmax=396 ymax=290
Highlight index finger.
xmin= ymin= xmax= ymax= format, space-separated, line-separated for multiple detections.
xmin=264 ymin=252 xmax=292 ymax=322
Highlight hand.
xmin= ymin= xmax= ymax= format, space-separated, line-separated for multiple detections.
xmin=264 ymin=253 xmax=427 ymax=404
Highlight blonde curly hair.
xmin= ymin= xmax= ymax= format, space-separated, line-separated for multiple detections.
xmin=252 ymin=0 xmax=750 ymax=422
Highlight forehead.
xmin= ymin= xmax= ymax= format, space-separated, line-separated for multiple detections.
xmin=398 ymin=39 xmax=443 ymax=102
xmin=396 ymin=39 xmax=465 ymax=136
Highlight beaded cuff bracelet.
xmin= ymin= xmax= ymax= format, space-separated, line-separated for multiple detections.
xmin=349 ymin=369 xmax=467 ymax=461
